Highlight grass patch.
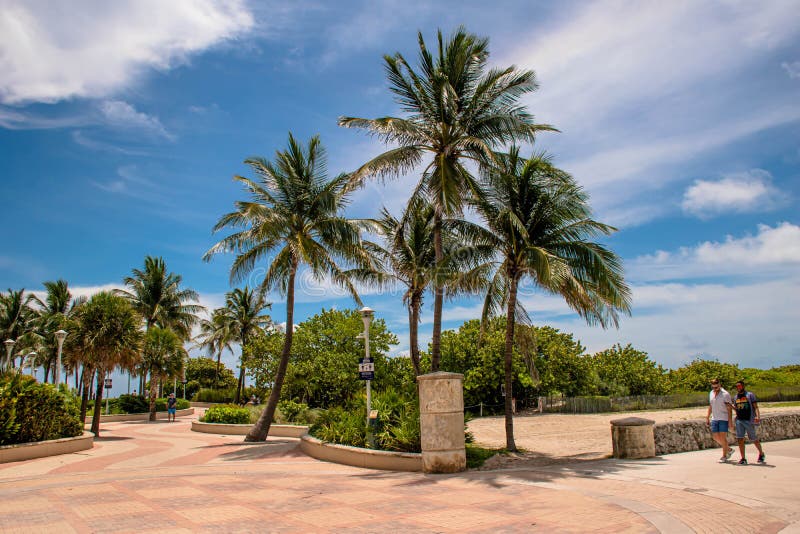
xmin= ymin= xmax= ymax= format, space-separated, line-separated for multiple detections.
xmin=762 ymin=401 xmax=800 ymax=408
xmin=466 ymin=443 xmax=504 ymax=468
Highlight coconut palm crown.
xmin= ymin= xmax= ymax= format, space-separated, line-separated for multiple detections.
xmin=339 ymin=26 xmax=555 ymax=371
xmin=474 ymin=147 xmax=632 ymax=450
xmin=204 ymin=132 xmax=369 ymax=441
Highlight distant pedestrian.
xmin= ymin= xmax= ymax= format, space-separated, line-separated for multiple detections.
xmin=733 ymin=380 xmax=765 ymax=465
xmin=706 ymin=378 xmax=733 ymax=462
xmin=167 ymin=393 xmax=177 ymax=422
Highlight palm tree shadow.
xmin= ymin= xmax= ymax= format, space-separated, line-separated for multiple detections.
xmin=214 ymin=440 xmax=304 ymax=462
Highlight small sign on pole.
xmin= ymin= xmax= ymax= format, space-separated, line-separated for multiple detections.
xmin=358 ymin=357 xmax=374 ymax=380
xmin=104 ymin=378 xmax=113 ymax=389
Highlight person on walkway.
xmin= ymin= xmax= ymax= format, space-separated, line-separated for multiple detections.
xmin=733 ymin=380 xmax=765 ymax=465
xmin=167 ymin=393 xmax=177 ymax=422
xmin=706 ymin=378 xmax=733 ymax=462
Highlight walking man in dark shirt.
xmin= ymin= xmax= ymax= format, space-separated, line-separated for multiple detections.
xmin=733 ymin=380 xmax=765 ymax=465
xmin=167 ymin=393 xmax=177 ymax=422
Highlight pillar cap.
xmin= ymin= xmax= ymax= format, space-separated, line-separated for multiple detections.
xmin=610 ymin=417 xmax=655 ymax=427
xmin=416 ymin=371 xmax=464 ymax=382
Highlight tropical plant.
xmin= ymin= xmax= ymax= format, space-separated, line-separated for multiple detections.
xmin=219 ymin=287 xmax=271 ymax=404
xmin=0 ymin=289 xmax=36 ymax=368
xmin=195 ymin=308 xmax=235 ymax=389
xmin=183 ymin=356 xmax=238 ymax=399
xmin=201 ymin=404 xmax=250 ymax=424
xmin=30 ymin=279 xmax=85 ymax=383
xmin=119 ymin=255 xmax=203 ymax=338
xmin=73 ymin=292 xmax=143 ymax=436
xmin=141 ymin=326 xmax=186 ymax=421
xmin=474 ymin=148 xmax=631 ymax=450
xmin=0 ymin=373 xmax=82 ymax=445
xmin=204 ymin=133 xmax=368 ymax=441
xmin=592 ymin=343 xmax=668 ymax=396
xmin=339 ymin=26 xmax=554 ymax=372
xmin=242 ymin=308 xmax=398 ymax=408
xmin=351 ymin=200 xmax=491 ymax=377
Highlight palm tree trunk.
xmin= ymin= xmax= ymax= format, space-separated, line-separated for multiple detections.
xmin=504 ymin=275 xmax=519 ymax=452
xmin=148 ymin=371 xmax=158 ymax=421
xmin=215 ymin=351 xmax=221 ymax=389
xmin=79 ymin=367 xmax=90 ymax=422
xmin=235 ymin=360 xmax=245 ymax=404
xmin=431 ymin=213 xmax=444 ymax=372
xmin=90 ymin=368 xmax=105 ymax=436
xmin=246 ymin=265 xmax=296 ymax=441
xmin=44 ymin=362 xmax=50 ymax=383
xmin=408 ymin=292 xmax=422 ymax=376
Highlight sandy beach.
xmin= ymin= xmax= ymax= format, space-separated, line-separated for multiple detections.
xmin=468 ymin=404 xmax=800 ymax=469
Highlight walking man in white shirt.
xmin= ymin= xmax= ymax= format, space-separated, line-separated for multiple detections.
xmin=706 ymin=378 xmax=733 ymax=462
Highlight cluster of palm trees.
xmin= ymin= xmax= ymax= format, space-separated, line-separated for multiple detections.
xmin=205 ymin=27 xmax=632 ymax=449
xmin=0 ymin=256 xmax=274 ymax=437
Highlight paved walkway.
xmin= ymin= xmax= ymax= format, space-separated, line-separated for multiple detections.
xmin=1 ymin=412 xmax=798 ymax=533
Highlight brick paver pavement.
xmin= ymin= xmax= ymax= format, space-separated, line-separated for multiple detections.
xmin=1 ymin=411 xmax=797 ymax=533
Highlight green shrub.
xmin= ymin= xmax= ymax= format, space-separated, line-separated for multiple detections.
xmin=310 ymin=388 xmax=421 ymax=452
xmin=118 ymin=394 xmax=149 ymax=413
xmin=200 ymin=404 xmax=251 ymax=424
xmin=194 ymin=388 xmax=237 ymax=403
xmin=153 ymin=397 xmax=190 ymax=412
xmin=277 ymin=400 xmax=316 ymax=424
xmin=309 ymin=406 xmax=367 ymax=448
xmin=0 ymin=372 xmax=82 ymax=445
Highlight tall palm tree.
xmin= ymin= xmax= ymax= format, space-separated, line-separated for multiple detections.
xmin=204 ymin=133 xmax=368 ymax=441
xmin=221 ymin=287 xmax=271 ymax=403
xmin=195 ymin=308 xmax=235 ymax=389
xmin=119 ymin=256 xmax=203 ymax=339
xmin=74 ymin=292 xmax=142 ymax=436
xmin=141 ymin=327 xmax=186 ymax=421
xmin=351 ymin=199 xmax=492 ymax=376
xmin=474 ymin=148 xmax=632 ymax=450
xmin=31 ymin=280 xmax=85 ymax=382
xmin=0 ymin=289 xmax=36 ymax=368
xmin=119 ymin=256 xmax=203 ymax=393
xmin=339 ymin=26 xmax=554 ymax=371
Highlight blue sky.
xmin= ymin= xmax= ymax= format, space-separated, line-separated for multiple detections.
xmin=1 ymin=0 xmax=799 ymax=386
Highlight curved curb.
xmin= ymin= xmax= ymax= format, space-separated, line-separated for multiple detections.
xmin=191 ymin=421 xmax=308 ymax=438
xmin=85 ymin=407 xmax=194 ymax=423
xmin=300 ymin=434 xmax=422 ymax=472
xmin=0 ymin=431 xmax=95 ymax=464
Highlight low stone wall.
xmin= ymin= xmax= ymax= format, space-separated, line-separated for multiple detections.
xmin=300 ymin=435 xmax=422 ymax=472
xmin=191 ymin=421 xmax=308 ymax=438
xmin=0 ymin=431 xmax=95 ymax=464
xmin=655 ymin=411 xmax=800 ymax=455
xmin=85 ymin=407 xmax=194 ymax=424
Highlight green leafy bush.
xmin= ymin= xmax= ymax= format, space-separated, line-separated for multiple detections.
xmin=194 ymin=388 xmax=237 ymax=403
xmin=310 ymin=388 xmax=421 ymax=452
xmin=200 ymin=404 xmax=251 ymax=424
xmin=118 ymin=394 xmax=149 ymax=413
xmin=0 ymin=372 xmax=82 ymax=445
xmin=154 ymin=397 xmax=190 ymax=411
xmin=277 ymin=400 xmax=317 ymax=424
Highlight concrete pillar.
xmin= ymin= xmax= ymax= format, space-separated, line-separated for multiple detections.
xmin=610 ymin=417 xmax=656 ymax=459
xmin=417 ymin=371 xmax=466 ymax=473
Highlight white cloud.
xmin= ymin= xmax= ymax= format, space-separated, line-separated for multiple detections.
xmin=782 ymin=60 xmax=800 ymax=78
xmin=0 ymin=107 xmax=89 ymax=129
xmin=498 ymin=0 xmax=800 ymax=227
xmin=99 ymin=100 xmax=174 ymax=141
xmin=0 ymin=0 xmax=254 ymax=105
xmin=629 ymin=222 xmax=800 ymax=282
xmin=681 ymin=169 xmax=788 ymax=218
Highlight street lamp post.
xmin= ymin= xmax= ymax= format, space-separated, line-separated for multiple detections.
xmin=360 ymin=307 xmax=374 ymax=430
xmin=3 ymin=339 xmax=14 ymax=372
xmin=54 ymin=330 xmax=67 ymax=385
xmin=27 ymin=351 xmax=37 ymax=377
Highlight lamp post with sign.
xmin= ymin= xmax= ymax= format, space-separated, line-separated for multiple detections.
xmin=3 ymin=339 xmax=14 ymax=371
xmin=27 ymin=351 xmax=37 ymax=377
xmin=54 ymin=330 xmax=67 ymax=385
xmin=104 ymin=377 xmax=112 ymax=414
xmin=358 ymin=307 xmax=375 ymax=432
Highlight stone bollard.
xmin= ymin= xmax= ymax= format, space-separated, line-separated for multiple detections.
xmin=417 ymin=372 xmax=466 ymax=473
xmin=610 ymin=417 xmax=656 ymax=459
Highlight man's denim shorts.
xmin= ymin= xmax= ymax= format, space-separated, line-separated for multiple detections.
xmin=736 ymin=419 xmax=757 ymax=440
xmin=167 ymin=407 xmax=176 ymax=414
xmin=711 ymin=420 xmax=729 ymax=433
